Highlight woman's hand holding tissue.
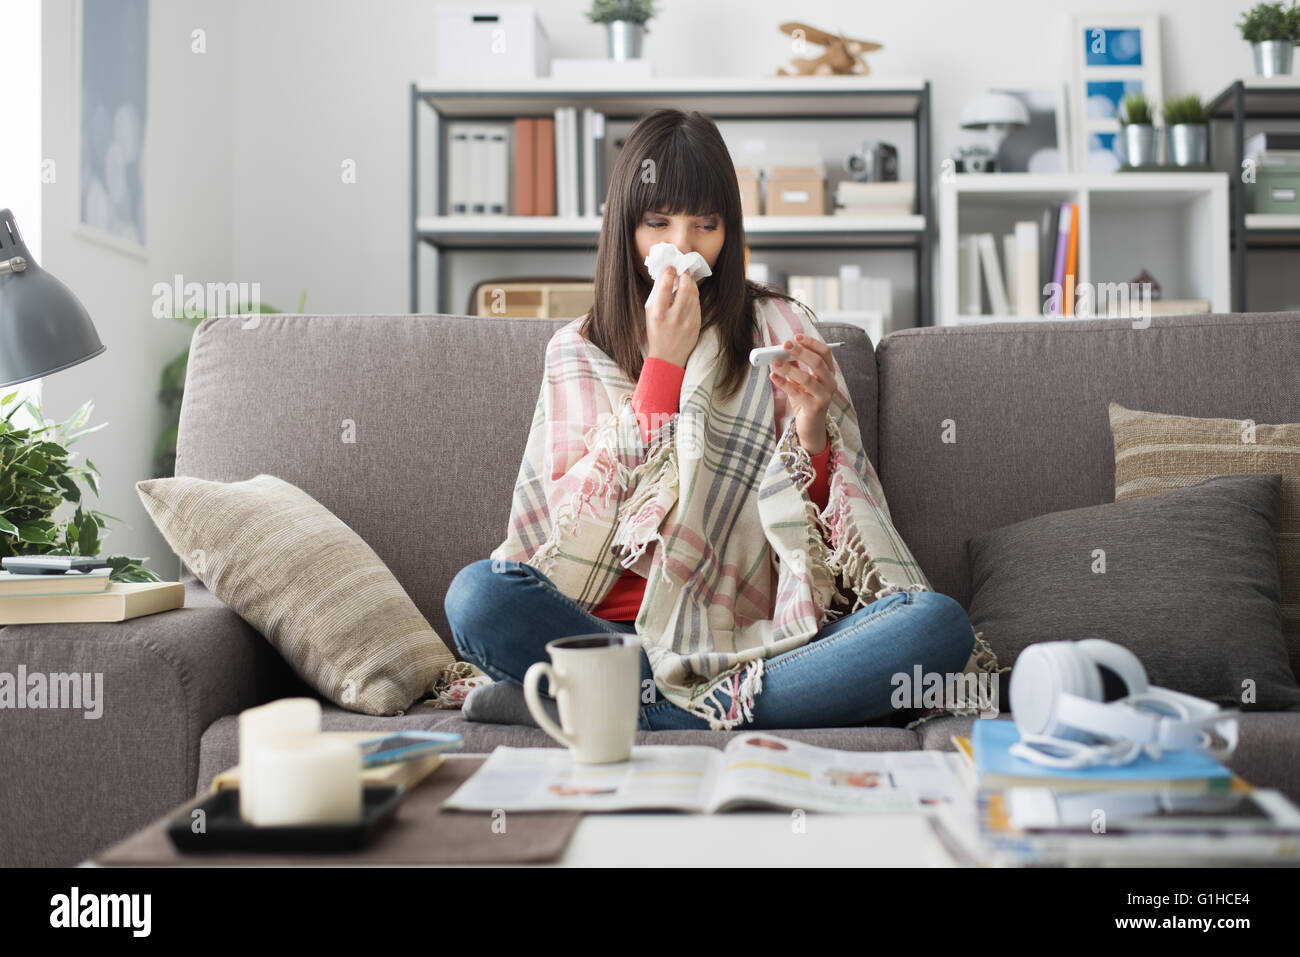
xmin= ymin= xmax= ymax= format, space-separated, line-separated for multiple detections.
xmin=769 ymin=334 xmax=834 ymax=456
xmin=644 ymin=265 xmax=701 ymax=369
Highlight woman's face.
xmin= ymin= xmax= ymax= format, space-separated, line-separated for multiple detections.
xmin=634 ymin=208 xmax=726 ymax=281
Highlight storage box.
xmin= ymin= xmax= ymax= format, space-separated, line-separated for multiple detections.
xmin=472 ymin=280 xmax=594 ymax=318
xmin=433 ymin=3 xmax=551 ymax=79
xmin=764 ymin=165 xmax=825 ymax=216
xmin=735 ymin=166 xmax=761 ymax=217
xmin=1247 ymin=164 xmax=1300 ymax=214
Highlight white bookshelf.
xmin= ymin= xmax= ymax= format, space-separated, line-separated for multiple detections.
xmin=411 ymin=75 xmax=936 ymax=321
xmin=938 ymin=173 xmax=1230 ymax=325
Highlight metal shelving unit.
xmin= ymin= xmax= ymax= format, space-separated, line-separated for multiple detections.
xmin=1207 ymin=77 xmax=1300 ymax=311
xmin=410 ymin=75 xmax=934 ymax=324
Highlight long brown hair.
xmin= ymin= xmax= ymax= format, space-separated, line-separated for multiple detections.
xmin=580 ymin=108 xmax=811 ymax=402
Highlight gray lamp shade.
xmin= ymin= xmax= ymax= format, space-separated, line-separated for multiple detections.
xmin=0 ymin=208 xmax=105 ymax=388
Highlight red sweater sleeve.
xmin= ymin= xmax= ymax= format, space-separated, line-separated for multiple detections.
xmin=807 ymin=441 xmax=831 ymax=511
xmin=631 ymin=356 xmax=685 ymax=444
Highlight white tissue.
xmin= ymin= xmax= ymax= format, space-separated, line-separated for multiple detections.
xmin=644 ymin=242 xmax=712 ymax=309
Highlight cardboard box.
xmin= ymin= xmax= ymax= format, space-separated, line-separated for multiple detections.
xmin=765 ymin=165 xmax=825 ymax=216
xmin=735 ymin=166 xmax=761 ymax=217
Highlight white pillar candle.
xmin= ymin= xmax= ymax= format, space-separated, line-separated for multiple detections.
xmin=246 ymin=734 xmax=363 ymax=826
xmin=238 ymin=698 xmax=322 ymax=824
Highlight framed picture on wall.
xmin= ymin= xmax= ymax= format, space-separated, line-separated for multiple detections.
xmin=1067 ymin=12 xmax=1163 ymax=173
xmin=992 ymin=86 xmax=1073 ymax=173
xmin=75 ymin=0 xmax=150 ymax=258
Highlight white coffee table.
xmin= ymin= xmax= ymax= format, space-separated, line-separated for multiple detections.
xmin=553 ymin=811 xmax=961 ymax=867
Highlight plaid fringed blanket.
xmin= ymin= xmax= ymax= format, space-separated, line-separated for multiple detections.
xmin=491 ymin=295 xmax=1002 ymax=730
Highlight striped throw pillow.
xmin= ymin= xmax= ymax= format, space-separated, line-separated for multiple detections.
xmin=1109 ymin=402 xmax=1300 ymax=680
xmin=137 ymin=473 xmax=457 ymax=715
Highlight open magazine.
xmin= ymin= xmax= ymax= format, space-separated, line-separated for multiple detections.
xmin=441 ymin=733 xmax=968 ymax=813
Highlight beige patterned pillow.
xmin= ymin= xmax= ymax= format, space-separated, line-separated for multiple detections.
xmin=1109 ymin=402 xmax=1300 ymax=678
xmin=136 ymin=474 xmax=456 ymax=715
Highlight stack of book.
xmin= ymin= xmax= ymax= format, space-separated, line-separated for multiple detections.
xmin=931 ymin=719 xmax=1300 ymax=866
xmin=832 ymin=180 xmax=915 ymax=217
xmin=445 ymin=108 xmax=607 ymax=218
xmin=0 ymin=569 xmax=184 ymax=624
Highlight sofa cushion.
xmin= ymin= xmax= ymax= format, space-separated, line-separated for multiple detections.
xmin=137 ymin=473 xmax=457 ymax=716
xmin=1109 ymin=402 xmax=1300 ymax=679
xmin=875 ymin=312 xmax=1300 ymax=608
xmin=965 ymin=474 xmax=1300 ymax=710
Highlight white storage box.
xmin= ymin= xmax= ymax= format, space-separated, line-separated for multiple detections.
xmin=433 ymin=4 xmax=551 ymax=79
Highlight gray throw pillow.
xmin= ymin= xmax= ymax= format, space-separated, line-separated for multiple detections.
xmin=966 ymin=473 xmax=1300 ymax=711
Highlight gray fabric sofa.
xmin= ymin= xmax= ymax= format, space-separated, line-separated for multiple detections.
xmin=2 ymin=309 xmax=1298 ymax=867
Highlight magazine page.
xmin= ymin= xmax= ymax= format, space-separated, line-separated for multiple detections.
xmin=441 ymin=745 xmax=723 ymax=812
xmin=707 ymin=733 xmax=968 ymax=814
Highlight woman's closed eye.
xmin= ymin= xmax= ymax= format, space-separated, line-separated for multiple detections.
xmin=645 ymin=218 xmax=718 ymax=231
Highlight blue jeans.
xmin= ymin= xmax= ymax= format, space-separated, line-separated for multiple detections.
xmin=444 ymin=559 xmax=976 ymax=731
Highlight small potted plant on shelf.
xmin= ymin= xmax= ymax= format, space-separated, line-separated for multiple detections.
xmin=1118 ymin=92 xmax=1158 ymax=167
xmin=1162 ymin=94 xmax=1210 ymax=167
xmin=1236 ymin=1 xmax=1300 ymax=77
xmin=586 ymin=0 xmax=658 ymax=61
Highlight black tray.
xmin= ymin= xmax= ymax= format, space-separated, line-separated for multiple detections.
xmin=166 ymin=786 xmax=405 ymax=853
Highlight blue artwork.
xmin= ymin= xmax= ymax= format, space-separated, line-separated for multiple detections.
xmin=1082 ymin=27 xmax=1144 ymax=66
xmin=81 ymin=0 xmax=149 ymax=249
xmin=1087 ymin=132 xmax=1120 ymax=172
xmin=1085 ymin=79 xmax=1145 ymax=121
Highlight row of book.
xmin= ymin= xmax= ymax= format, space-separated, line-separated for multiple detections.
xmin=447 ymin=108 xmax=606 ymax=218
xmin=747 ymin=263 xmax=893 ymax=322
xmin=932 ymin=719 xmax=1300 ymax=866
xmin=0 ymin=568 xmax=182 ymax=623
xmin=957 ymin=204 xmax=1080 ymax=319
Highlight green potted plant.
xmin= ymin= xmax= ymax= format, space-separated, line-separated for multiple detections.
xmin=1237 ymin=1 xmax=1300 ymax=77
xmin=1162 ymin=94 xmax=1210 ymax=167
xmin=1118 ymin=92 xmax=1157 ymax=167
xmin=0 ymin=392 xmax=157 ymax=581
xmin=586 ymin=0 xmax=658 ymax=61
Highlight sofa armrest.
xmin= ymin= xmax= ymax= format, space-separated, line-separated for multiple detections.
xmin=0 ymin=582 xmax=310 ymax=866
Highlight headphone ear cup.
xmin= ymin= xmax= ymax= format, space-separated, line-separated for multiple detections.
xmin=1076 ymin=638 xmax=1149 ymax=698
xmin=1011 ymin=640 xmax=1108 ymax=743
xmin=1011 ymin=641 xmax=1095 ymax=739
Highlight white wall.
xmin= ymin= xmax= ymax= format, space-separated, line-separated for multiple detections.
xmin=228 ymin=0 xmax=1287 ymax=318
xmin=41 ymin=0 xmax=235 ymax=573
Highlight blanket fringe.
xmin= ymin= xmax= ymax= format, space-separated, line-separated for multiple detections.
xmin=774 ymin=419 xmax=850 ymax=624
xmin=533 ymin=395 xmax=638 ymax=576
xmin=676 ymin=658 xmax=766 ymax=731
xmin=611 ymin=418 xmax=680 ymax=591
xmin=427 ymin=660 xmax=493 ymax=709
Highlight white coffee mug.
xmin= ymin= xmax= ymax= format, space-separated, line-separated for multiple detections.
xmin=523 ymin=634 xmax=642 ymax=763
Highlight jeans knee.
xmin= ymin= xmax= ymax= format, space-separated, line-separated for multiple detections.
xmin=913 ymin=591 xmax=976 ymax=670
xmin=444 ymin=559 xmax=505 ymax=634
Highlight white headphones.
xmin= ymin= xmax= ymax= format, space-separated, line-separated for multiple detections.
xmin=1009 ymin=639 xmax=1239 ymax=769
